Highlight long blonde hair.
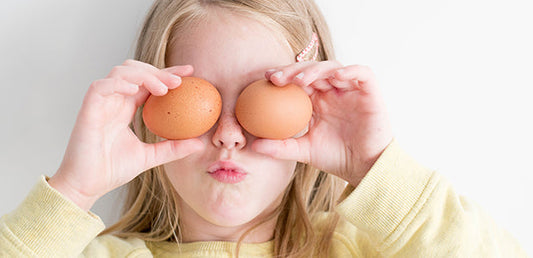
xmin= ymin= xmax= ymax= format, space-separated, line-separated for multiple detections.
xmin=102 ymin=0 xmax=345 ymax=257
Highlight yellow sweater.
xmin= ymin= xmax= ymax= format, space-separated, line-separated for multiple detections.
xmin=0 ymin=141 xmax=527 ymax=257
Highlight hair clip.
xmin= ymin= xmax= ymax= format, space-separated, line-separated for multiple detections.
xmin=296 ymin=32 xmax=319 ymax=62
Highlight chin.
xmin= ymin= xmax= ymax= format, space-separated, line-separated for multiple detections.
xmin=203 ymin=200 xmax=263 ymax=227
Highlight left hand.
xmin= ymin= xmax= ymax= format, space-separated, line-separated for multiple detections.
xmin=251 ymin=61 xmax=393 ymax=186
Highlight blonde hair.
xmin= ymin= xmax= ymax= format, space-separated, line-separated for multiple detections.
xmin=102 ymin=0 xmax=345 ymax=257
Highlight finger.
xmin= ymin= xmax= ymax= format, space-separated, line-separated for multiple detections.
xmin=122 ymin=59 xmax=184 ymax=90
xmin=163 ymin=64 xmax=194 ymax=78
xmin=264 ymin=68 xmax=278 ymax=80
xmin=162 ymin=65 xmax=194 ymax=89
xmin=89 ymin=78 xmax=139 ymax=97
xmin=332 ymin=65 xmax=378 ymax=94
xmin=267 ymin=61 xmax=317 ymax=86
xmin=108 ymin=65 xmax=171 ymax=96
xmin=264 ymin=64 xmax=307 ymax=82
xmin=251 ymin=137 xmax=311 ymax=163
xmin=309 ymin=78 xmax=335 ymax=92
xmin=142 ymin=138 xmax=205 ymax=170
xmin=133 ymin=87 xmax=151 ymax=107
xmin=332 ymin=65 xmax=386 ymax=112
xmin=327 ymin=75 xmax=354 ymax=91
xmin=268 ymin=61 xmax=343 ymax=96
xmin=291 ymin=60 xmax=343 ymax=88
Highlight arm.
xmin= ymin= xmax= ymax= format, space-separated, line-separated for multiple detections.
xmin=254 ymin=61 xmax=527 ymax=257
xmin=1 ymin=60 xmax=203 ymax=256
xmin=0 ymin=177 xmax=151 ymax=257
xmin=336 ymin=140 xmax=527 ymax=257
xmin=0 ymin=176 xmax=104 ymax=257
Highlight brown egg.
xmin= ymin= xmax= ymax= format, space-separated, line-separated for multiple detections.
xmin=235 ymin=79 xmax=312 ymax=139
xmin=142 ymin=77 xmax=221 ymax=140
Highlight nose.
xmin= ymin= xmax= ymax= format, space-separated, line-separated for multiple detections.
xmin=211 ymin=112 xmax=246 ymax=150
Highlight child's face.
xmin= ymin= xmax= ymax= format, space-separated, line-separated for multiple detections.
xmin=163 ymin=11 xmax=296 ymax=235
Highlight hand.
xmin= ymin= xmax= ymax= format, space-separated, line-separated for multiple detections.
xmin=252 ymin=61 xmax=393 ymax=186
xmin=48 ymin=60 xmax=204 ymax=211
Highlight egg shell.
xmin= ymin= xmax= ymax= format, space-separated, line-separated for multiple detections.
xmin=235 ymin=79 xmax=312 ymax=139
xmin=142 ymin=77 xmax=222 ymax=140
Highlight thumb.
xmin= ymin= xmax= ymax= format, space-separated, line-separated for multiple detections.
xmin=142 ymin=138 xmax=204 ymax=170
xmin=252 ymin=137 xmax=310 ymax=163
xmin=163 ymin=65 xmax=194 ymax=77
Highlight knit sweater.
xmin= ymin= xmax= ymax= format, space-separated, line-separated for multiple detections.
xmin=0 ymin=141 xmax=527 ymax=257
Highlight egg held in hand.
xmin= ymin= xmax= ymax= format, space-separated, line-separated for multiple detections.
xmin=235 ymin=79 xmax=312 ymax=139
xmin=142 ymin=77 xmax=222 ymax=140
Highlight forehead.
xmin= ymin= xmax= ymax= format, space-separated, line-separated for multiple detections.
xmin=166 ymin=10 xmax=294 ymax=87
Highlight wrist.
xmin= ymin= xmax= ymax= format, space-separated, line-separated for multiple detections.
xmin=344 ymin=139 xmax=393 ymax=187
xmin=344 ymin=158 xmax=377 ymax=187
xmin=47 ymin=174 xmax=98 ymax=212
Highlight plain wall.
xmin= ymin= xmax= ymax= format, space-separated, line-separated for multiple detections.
xmin=1 ymin=0 xmax=531 ymax=255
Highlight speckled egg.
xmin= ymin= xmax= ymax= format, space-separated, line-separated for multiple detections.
xmin=142 ymin=77 xmax=221 ymax=140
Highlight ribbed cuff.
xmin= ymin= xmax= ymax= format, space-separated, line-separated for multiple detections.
xmin=3 ymin=175 xmax=105 ymax=257
xmin=336 ymin=140 xmax=439 ymax=247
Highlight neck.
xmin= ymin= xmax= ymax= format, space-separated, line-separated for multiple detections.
xmin=180 ymin=217 xmax=277 ymax=243
xmin=177 ymin=199 xmax=280 ymax=243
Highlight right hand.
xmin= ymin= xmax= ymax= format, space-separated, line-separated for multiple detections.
xmin=48 ymin=60 xmax=205 ymax=211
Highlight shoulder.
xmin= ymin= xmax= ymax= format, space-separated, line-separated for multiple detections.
xmin=83 ymin=234 xmax=153 ymax=257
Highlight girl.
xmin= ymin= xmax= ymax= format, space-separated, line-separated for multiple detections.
xmin=0 ymin=0 xmax=526 ymax=257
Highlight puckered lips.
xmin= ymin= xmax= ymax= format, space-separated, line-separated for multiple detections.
xmin=207 ymin=160 xmax=248 ymax=184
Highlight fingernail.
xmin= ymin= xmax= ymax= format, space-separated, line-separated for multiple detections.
xmin=128 ymin=83 xmax=139 ymax=92
xmin=159 ymin=81 xmax=169 ymax=94
xmin=170 ymin=74 xmax=181 ymax=87
xmin=266 ymin=68 xmax=276 ymax=74
xmin=272 ymin=71 xmax=283 ymax=79
xmin=296 ymin=72 xmax=305 ymax=80
xmin=303 ymin=86 xmax=314 ymax=95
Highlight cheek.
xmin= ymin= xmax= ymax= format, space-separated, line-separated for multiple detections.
xmin=164 ymin=162 xmax=190 ymax=193
xmin=253 ymin=160 xmax=297 ymax=196
xmin=163 ymin=154 xmax=205 ymax=192
xmin=163 ymin=159 xmax=209 ymax=216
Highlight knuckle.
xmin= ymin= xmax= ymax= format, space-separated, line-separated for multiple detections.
xmin=90 ymin=78 xmax=103 ymax=87
xmin=358 ymin=64 xmax=372 ymax=71
xmin=90 ymin=78 xmax=110 ymax=89
xmin=122 ymin=59 xmax=137 ymax=66
xmin=158 ymin=69 xmax=172 ymax=79
xmin=329 ymin=60 xmax=343 ymax=67
xmin=88 ymin=79 xmax=109 ymax=95
xmin=90 ymin=78 xmax=125 ymax=92
xmin=108 ymin=65 xmax=126 ymax=77
xmin=306 ymin=65 xmax=322 ymax=76
xmin=278 ymin=66 xmax=291 ymax=75
xmin=348 ymin=64 xmax=371 ymax=74
xmin=283 ymin=61 xmax=305 ymax=72
xmin=362 ymin=65 xmax=375 ymax=75
xmin=108 ymin=77 xmax=123 ymax=86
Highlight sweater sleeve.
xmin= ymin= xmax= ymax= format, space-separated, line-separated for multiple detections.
xmin=0 ymin=176 xmax=106 ymax=257
xmin=335 ymin=140 xmax=528 ymax=257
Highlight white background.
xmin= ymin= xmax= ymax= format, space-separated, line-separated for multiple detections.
xmin=1 ymin=0 xmax=531 ymax=255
